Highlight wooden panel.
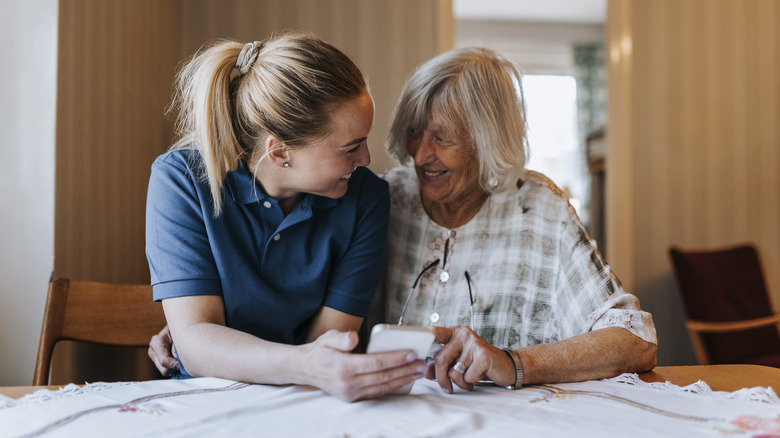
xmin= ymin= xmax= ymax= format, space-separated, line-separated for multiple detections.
xmin=605 ymin=0 xmax=635 ymax=288
xmin=608 ymin=0 xmax=780 ymax=365
xmin=55 ymin=0 xmax=183 ymax=284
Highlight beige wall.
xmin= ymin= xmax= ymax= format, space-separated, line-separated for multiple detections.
xmin=55 ymin=0 xmax=183 ymax=285
xmin=607 ymin=0 xmax=780 ymax=365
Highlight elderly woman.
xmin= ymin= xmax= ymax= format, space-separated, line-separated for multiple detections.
xmin=378 ymin=47 xmax=657 ymax=393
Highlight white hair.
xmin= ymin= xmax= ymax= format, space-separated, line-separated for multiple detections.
xmin=386 ymin=47 xmax=528 ymax=192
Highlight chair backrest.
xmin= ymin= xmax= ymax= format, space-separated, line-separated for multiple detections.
xmin=33 ymin=278 xmax=166 ymax=385
xmin=669 ymin=244 xmax=780 ymax=365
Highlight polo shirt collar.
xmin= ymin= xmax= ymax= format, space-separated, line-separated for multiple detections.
xmin=225 ymin=162 xmax=338 ymax=209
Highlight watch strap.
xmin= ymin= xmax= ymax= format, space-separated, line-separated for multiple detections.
xmin=501 ymin=348 xmax=523 ymax=390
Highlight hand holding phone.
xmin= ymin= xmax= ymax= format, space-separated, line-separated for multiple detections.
xmin=366 ymin=324 xmax=435 ymax=394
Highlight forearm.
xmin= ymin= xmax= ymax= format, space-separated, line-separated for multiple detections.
xmin=174 ymin=321 xmax=310 ymax=385
xmin=161 ymin=296 xmax=426 ymax=402
xmin=163 ymin=295 xmax=312 ymax=386
xmin=517 ymin=327 xmax=657 ymax=385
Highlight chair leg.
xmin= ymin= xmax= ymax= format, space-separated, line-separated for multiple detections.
xmin=688 ymin=330 xmax=711 ymax=365
xmin=33 ymin=279 xmax=70 ymax=385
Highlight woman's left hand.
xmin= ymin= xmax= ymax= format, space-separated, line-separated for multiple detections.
xmin=426 ymin=326 xmax=517 ymax=393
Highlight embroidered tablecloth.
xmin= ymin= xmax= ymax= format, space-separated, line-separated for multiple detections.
xmin=1 ymin=374 xmax=778 ymax=437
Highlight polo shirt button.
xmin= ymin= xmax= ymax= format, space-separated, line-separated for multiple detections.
xmin=263 ymin=201 xmax=272 ymax=208
xmin=273 ymin=234 xmax=281 ymax=241
xmin=440 ymin=271 xmax=449 ymax=283
xmin=430 ymin=312 xmax=440 ymax=323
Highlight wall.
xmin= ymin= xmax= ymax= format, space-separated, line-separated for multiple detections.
xmin=607 ymin=0 xmax=780 ymax=365
xmin=456 ymin=20 xmax=603 ymax=74
xmin=0 ymin=1 xmax=58 ymax=386
xmin=55 ymin=0 xmax=184 ymax=284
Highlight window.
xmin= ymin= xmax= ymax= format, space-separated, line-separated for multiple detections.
xmin=522 ymin=74 xmax=588 ymax=223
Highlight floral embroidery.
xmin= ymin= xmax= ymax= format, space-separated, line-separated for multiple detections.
xmin=19 ymin=382 xmax=250 ymax=437
xmin=118 ymin=402 xmax=165 ymax=416
xmin=730 ymin=415 xmax=780 ymax=434
xmin=530 ymin=390 xmax=575 ymax=403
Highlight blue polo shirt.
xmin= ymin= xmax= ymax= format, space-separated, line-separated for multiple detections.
xmin=145 ymin=148 xmax=389 ymax=375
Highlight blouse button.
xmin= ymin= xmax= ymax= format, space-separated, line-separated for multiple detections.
xmin=448 ymin=229 xmax=456 ymax=238
xmin=430 ymin=312 xmax=440 ymax=323
xmin=440 ymin=271 xmax=450 ymax=283
xmin=273 ymin=234 xmax=281 ymax=241
xmin=263 ymin=201 xmax=272 ymax=208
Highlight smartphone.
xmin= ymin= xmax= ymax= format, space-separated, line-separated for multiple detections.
xmin=366 ymin=324 xmax=436 ymax=395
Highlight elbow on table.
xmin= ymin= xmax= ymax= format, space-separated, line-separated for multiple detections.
xmin=634 ymin=340 xmax=658 ymax=373
xmin=611 ymin=331 xmax=658 ymax=375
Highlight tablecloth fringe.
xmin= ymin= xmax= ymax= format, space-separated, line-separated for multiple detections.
xmin=4 ymin=374 xmax=779 ymax=409
xmin=605 ymin=372 xmax=780 ymax=405
xmin=1 ymin=381 xmax=135 ymax=409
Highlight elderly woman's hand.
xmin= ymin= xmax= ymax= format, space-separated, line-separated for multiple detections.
xmin=426 ymin=326 xmax=517 ymax=393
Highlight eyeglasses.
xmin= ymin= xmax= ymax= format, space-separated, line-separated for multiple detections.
xmin=397 ymin=259 xmax=476 ymax=329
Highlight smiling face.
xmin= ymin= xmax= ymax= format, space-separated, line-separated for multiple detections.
xmin=285 ymin=89 xmax=374 ymax=199
xmin=406 ymin=112 xmax=483 ymax=210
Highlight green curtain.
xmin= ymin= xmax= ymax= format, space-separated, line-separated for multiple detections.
xmin=573 ymin=43 xmax=607 ymax=137
xmin=573 ymin=43 xmax=607 ymax=254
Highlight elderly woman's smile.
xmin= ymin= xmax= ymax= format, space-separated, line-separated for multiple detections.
xmin=421 ymin=169 xmax=447 ymax=179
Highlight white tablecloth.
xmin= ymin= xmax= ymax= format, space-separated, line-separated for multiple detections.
xmin=1 ymin=374 xmax=778 ymax=437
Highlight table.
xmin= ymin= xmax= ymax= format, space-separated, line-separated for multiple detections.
xmin=3 ymin=365 xmax=778 ymax=399
xmin=2 ymin=366 xmax=779 ymax=437
xmin=639 ymin=364 xmax=780 ymax=391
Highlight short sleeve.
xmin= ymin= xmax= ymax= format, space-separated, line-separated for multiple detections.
xmin=145 ymin=152 xmax=223 ymax=301
xmin=556 ymin=205 xmax=657 ymax=344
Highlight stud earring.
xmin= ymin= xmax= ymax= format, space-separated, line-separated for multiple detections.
xmin=283 ymin=162 xmax=290 ymax=168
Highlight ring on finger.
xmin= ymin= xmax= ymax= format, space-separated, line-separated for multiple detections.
xmin=452 ymin=361 xmax=467 ymax=374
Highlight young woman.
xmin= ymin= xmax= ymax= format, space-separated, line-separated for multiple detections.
xmin=145 ymin=32 xmax=425 ymax=402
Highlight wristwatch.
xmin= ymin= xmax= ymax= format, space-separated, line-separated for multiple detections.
xmin=502 ymin=348 xmax=523 ymax=390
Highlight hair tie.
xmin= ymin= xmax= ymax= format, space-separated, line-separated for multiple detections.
xmin=235 ymin=41 xmax=262 ymax=76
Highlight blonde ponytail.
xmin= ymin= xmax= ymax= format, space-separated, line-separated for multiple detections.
xmin=168 ymin=40 xmax=244 ymax=215
xmin=168 ymin=32 xmax=366 ymax=216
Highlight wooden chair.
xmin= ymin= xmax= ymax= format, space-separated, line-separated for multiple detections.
xmin=33 ymin=278 xmax=167 ymax=385
xmin=669 ymin=244 xmax=780 ymax=366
